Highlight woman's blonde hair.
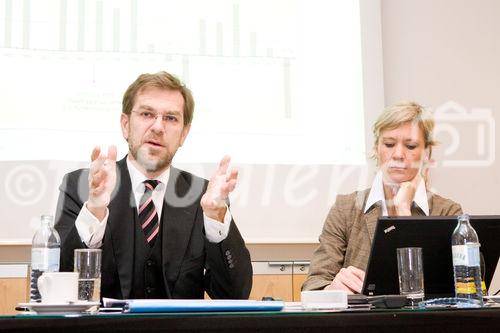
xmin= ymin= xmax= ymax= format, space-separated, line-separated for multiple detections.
xmin=372 ymin=101 xmax=436 ymax=161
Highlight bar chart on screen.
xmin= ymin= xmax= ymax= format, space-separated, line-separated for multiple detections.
xmin=0 ymin=0 xmax=378 ymax=245
xmin=0 ymin=0 xmax=366 ymax=165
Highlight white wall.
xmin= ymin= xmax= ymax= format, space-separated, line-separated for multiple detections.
xmin=381 ymin=0 xmax=500 ymax=214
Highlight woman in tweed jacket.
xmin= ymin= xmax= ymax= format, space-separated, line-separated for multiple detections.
xmin=302 ymin=102 xmax=462 ymax=293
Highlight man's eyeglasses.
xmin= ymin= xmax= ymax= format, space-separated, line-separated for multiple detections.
xmin=131 ymin=110 xmax=181 ymax=125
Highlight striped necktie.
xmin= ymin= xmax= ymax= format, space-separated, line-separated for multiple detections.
xmin=139 ymin=180 xmax=160 ymax=246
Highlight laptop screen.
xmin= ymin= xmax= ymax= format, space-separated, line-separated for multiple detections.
xmin=489 ymin=257 xmax=500 ymax=296
xmin=362 ymin=215 xmax=500 ymax=298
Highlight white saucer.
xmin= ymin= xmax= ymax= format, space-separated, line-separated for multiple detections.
xmin=484 ymin=296 xmax=500 ymax=303
xmin=18 ymin=301 xmax=100 ymax=314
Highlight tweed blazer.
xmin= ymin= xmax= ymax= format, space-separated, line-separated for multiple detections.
xmin=302 ymin=188 xmax=462 ymax=291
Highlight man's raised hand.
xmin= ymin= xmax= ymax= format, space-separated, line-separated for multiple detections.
xmin=200 ymin=156 xmax=238 ymax=222
xmin=87 ymin=145 xmax=117 ymax=221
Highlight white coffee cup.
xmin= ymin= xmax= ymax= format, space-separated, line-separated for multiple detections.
xmin=37 ymin=272 xmax=79 ymax=303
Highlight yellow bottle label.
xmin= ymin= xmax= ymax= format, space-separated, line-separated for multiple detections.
xmin=455 ymin=281 xmax=477 ymax=294
xmin=455 ymin=279 xmax=486 ymax=295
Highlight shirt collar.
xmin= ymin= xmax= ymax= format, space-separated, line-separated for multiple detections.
xmin=126 ymin=156 xmax=170 ymax=193
xmin=364 ymin=170 xmax=429 ymax=216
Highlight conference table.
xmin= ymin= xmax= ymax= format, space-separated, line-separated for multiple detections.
xmin=1 ymin=306 xmax=500 ymax=333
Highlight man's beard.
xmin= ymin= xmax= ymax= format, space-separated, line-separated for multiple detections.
xmin=130 ymin=144 xmax=173 ymax=173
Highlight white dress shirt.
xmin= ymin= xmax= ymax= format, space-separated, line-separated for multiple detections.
xmin=364 ymin=171 xmax=429 ymax=216
xmin=75 ymin=158 xmax=231 ymax=248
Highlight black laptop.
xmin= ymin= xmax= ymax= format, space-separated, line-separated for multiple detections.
xmin=362 ymin=215 xmax=500 ymax=298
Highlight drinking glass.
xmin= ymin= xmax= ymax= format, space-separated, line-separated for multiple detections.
xmin=74 ymin=249 xmax=102 ymax=302
xmin=397 ymin=247 xmax=424 ymax=303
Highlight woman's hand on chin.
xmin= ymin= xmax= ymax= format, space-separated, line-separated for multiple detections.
xmin=393 ymin=173 xmax=421 ymax=216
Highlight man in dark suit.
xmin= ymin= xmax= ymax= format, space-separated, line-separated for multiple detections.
xmin=55 ymin=71 xmax=252 ymax=300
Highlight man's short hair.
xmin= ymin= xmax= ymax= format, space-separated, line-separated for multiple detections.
xmin=122 ymin=71 xmax=194 ymax=126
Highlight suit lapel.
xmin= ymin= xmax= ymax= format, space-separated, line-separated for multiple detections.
xmin=107 ymin=158 xmax=136 ymax=299
xmin=357 ymin=189 xmax=382 ymax=244
xmin=364 ymin=206 xmax=381 ymax=243
xmin=161 ymin=168 xmax=200 ymax=283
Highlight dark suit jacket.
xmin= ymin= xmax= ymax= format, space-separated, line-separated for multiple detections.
xmin=54 ymin=157 xmax=252 ymax=300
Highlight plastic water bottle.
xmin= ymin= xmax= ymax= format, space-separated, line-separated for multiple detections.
xmin=451 ymin=214 xmax=483 ymax=306
xmin=30 ymin=215 xmax=61 ymax=302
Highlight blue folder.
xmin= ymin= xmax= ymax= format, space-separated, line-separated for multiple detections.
xmin=124 ymin=299 xmax=285 ymax=313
